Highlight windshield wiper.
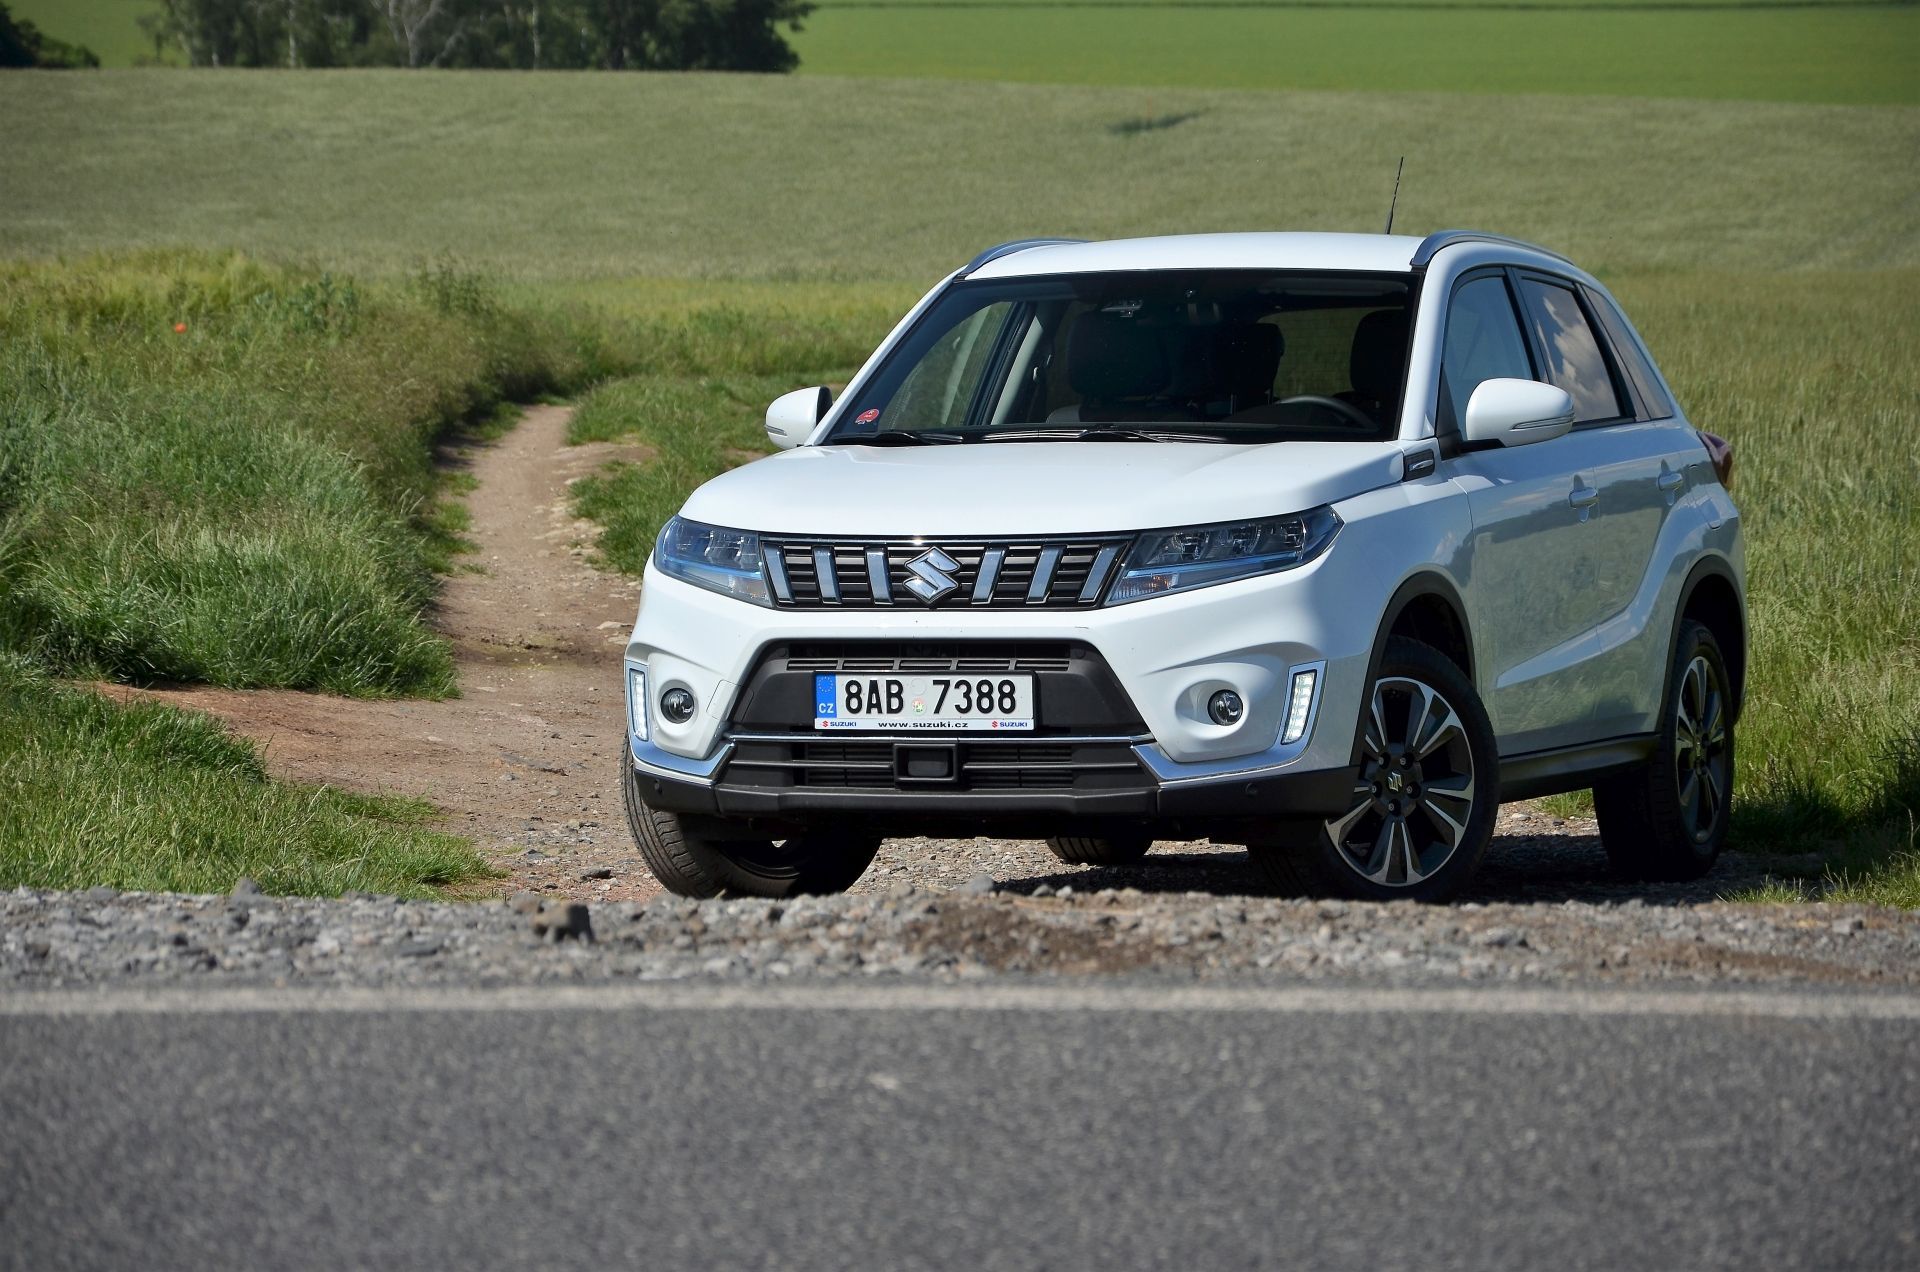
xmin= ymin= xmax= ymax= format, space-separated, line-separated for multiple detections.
xmin=841 ymin=430 xmax=966 ymax=446
xmin=980 ymin=427 xmax=1155 ymax=443
xmin=983 ymin=426 xmax=1232 ymax=444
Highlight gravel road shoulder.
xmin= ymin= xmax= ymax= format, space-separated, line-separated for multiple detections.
xmin=7 ymin=878 xmax=1915 ymax=992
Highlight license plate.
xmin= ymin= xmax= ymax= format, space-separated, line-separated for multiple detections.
xmin=814 ymin=673 xmax=1035 ymax=731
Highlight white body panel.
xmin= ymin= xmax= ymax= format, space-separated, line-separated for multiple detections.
xmin=682 ymin=440 xmax=1405 ymax=538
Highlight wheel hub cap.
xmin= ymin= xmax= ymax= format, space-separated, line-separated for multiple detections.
xmin=1325 ymin=676 xmax=1477 ymax=888
xmin=1673 ymin=654 xmax=1729 ymax=844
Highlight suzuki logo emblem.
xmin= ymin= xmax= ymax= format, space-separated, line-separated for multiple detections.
xmin=903 ymin=547 xmax=961 ymax=605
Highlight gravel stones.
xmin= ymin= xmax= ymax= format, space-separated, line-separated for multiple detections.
xmin=530 ymin=901 xmax=592 ymax=943
xmin=4 ymin=886 xmax=1918 ymax=992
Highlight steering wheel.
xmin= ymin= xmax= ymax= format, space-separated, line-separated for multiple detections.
xmin=1275 ymin=395 xmax=1378 ymax=430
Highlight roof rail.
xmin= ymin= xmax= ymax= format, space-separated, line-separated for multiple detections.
xmin=959 ymin=237 xmax=1087 ymax=276
xmin=1411 ymin=230 xmax=1572 ymax=269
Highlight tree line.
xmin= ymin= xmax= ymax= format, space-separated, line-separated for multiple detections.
xmin=77 ymin=0 xmax=815 ymax=71
xmin=0 ymin=4 xmax=100 ymax=66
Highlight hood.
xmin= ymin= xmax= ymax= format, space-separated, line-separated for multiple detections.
xmin=678 ymin=441 xmax=1408 ymax=537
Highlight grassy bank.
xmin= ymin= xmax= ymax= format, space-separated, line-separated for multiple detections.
xmin=0 ymin=251 xmax=597 ymax=892
xmin=0 ymin=656 xmax=491 ymax=896
xmin=0 ymin=252 xmax=599 ymax=695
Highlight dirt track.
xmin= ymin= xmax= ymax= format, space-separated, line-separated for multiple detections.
xmin=112 ymin=406 xmax=1806 ymax=906
xmin=111 ymin=405 xmax=661 ymax=900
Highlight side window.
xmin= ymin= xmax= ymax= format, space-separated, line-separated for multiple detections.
xmin=1441 ymin=274 xmax=1534 ymax=430
xmin=885 ymin=301 xmax=1014 ymax=431
xmin=1584 ymin=287 xmax=1675 ymax=420
xmin=1514 ymin=277 xmax=1625 ymax=424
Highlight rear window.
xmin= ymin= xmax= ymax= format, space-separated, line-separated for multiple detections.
xmin=1584 ymin=287 xmax=1676 ymax=420
xmin=1514 ymin=277 xmax=1625 ymax=424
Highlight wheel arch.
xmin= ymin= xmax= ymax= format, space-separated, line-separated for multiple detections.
xmin=1673 ymin=556 xmax=1747 ymax=722
xmin=1372 ymin=572 xmax=1476 ymax=684
xmin=1348 ymin=572 xmax=1478 ymax=769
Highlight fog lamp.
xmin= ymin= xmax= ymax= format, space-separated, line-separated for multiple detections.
xmin=1207 ymin=690 xmax=1245 ymax=726
xmin=660 ymin=686 xmax=697 ymax=724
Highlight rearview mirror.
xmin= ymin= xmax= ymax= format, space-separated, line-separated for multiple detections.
xmin=1463 ymin=378 xmax=1574 ymax=447
xmin=765 ymin=386 xmax=831 ymax=451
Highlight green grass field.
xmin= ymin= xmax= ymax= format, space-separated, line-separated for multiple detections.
xmin=3 ymin=72 xmax=1916 ymax=280
xmin=3 ymin=61 xmax=1916 ymax=900
xmin=19 ymin=0 xmax=1917 ymax=104
xmin=793 ymin=7 xmax=1920 ymax=103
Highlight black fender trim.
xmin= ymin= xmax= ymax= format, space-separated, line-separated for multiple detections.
xmin=1351 ymin=572 xmax=1476 ymax=768
xmin=1670 ymin=555 xmax=1747 ymax=723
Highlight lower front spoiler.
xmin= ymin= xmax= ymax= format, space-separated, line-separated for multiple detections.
xmin=628 ymin=758 xmax=1359 ymax=838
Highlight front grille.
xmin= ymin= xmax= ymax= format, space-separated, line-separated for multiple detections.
xmin=724 ymin=736 xmax=1147 ymax=792
xmin=763 ymin=536 xmax=1132 ymax=610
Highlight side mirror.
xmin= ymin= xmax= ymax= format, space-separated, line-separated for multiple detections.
xmin=1463 ymin=378 xmax=1575 ymax=447
xmin=765 ymin=386 xmax=831 ymax=451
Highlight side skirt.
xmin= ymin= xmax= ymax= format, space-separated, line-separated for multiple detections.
xmin=1499 ymin=735 xmax=1656 ymax=802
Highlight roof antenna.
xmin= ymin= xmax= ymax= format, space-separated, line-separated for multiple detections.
xmin=1383 ymin=156 xmax=1405 ymax=234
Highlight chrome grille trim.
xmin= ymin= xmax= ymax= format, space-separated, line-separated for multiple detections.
xmin=1079 ymin=545 xmax=1124 ymax=602
xmin=763 ymin=535 xmax=1135 ymax=610
xmin=864 ymin=548 xmax=892 ymax=605
xmin=812 ymin=548 xmax=839 ymax=602
xmin=765 ymin=549 xmax=793 ymax=603
xmin=1027 ymin=546 xmax=1063 ymax=603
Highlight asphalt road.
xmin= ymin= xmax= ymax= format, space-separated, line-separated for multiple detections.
xmin=3 ymin=984 xmax=1916 ymax=1271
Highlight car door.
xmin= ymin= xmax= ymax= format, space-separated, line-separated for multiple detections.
xmin=1440 ymin=270 xmax=1654 ymax=756
xmin=1509 ymin=272 xmax=1692 ymax=743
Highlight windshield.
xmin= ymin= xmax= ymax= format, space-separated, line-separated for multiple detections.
xmin=828 ymin=270 xmax=1414 ymax=445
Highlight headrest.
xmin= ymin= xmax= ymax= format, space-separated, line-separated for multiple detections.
xmin=1216 ymin=323 xmax=1283 ymax=404
xmin=1349 ymin=309 xmax=1409 ymax=403
xmin=1068 ymin=312 xmax=1170 ymax=402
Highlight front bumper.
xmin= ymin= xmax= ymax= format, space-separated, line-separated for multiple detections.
xmin=629 ymin=546 xmax=1377 ymax=770
xmin=629 ymin=733 xmax=1359 ymax=833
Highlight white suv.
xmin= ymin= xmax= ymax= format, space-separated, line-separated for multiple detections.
xmin=620 ymin=231 xmax=1744 ymax=901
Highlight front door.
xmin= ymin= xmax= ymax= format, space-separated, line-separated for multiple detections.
xmin=1440 ymin=270 xmax=1666 ymax=755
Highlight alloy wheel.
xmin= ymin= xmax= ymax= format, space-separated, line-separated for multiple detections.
xmin=1325 ymin=676 xmax=1478 ymax=887
xmin=1673 ymin=654 xmax=1730 ymax=844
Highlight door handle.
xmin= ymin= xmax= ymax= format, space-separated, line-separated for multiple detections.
xmin=1568 ymin=484 xmax=1601 ymax=509
xmin=1656 ymin=470 xmax=1685 ymax=492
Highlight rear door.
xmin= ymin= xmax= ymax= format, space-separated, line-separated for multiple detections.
xmin=1441 ymin=270 xmax=1652 ymax=755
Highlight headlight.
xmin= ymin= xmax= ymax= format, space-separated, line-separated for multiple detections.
xmin=1106 ymin=508 xmax=1341 ymax=604
xmin=652 ymin=516 xmax=771 ymax=607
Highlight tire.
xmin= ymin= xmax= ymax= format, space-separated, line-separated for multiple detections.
xmin=1044 ymin=833 xmax=1153 ymax=866
xmin=1250 ymin=637 xmax=1499 ymax=902
xmin=620 ymin=752 xmax=880 ymax=898
xmin=1593 ymin=620 xmax=1733 ymax=881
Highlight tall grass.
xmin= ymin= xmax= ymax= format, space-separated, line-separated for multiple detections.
xmin=1616 ymin=271 xmax=1920 ymax=858
xmin=0 ymin=654 xmax=492 ymax=896
xmin=0 ymin=252 xmax=619 ymax=696
xmin=0 ymin=251 xmax=636 ymax=893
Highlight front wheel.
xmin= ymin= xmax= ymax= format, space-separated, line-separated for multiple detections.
xmin=1593 ymin=620 xmax=1733 ymax=881
xmin=621 ymin=754 xmax=879 ymax=898
xmin=1251 ymin=637 xmax=1499 ymax=902
xmin=1044 ymin=832 xmax=1153 ymax=866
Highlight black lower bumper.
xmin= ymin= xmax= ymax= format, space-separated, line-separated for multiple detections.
xmin=630 ymin=755 xmax=1358 ymax=839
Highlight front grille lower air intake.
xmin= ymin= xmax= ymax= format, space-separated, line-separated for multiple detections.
xmin=762 ymin=536 xmax=1132 ymax=611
